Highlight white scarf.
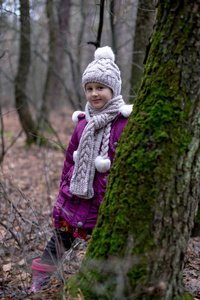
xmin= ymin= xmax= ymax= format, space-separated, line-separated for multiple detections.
xmin=69 ymin=95 xmax=125 ymax=199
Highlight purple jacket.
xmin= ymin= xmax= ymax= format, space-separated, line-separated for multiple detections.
xmin=53 ymin=105 xmax=132 ymax=229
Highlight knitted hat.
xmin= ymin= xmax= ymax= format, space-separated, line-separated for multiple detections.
xmin=82 ymin=46 xmax=122 ymax=97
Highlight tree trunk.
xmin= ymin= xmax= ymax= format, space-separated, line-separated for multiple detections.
xmin=129 ymin=0 xmax=156 ymax=101
xmin=51 ymin=0 xmax=71 ymax=106
xmin=15 ymin=0 xmax=39 ymax=144
xmin=110 ymin=0 xmax=121 ymax=56
xmin=109 ymin=0 xmax=122 ymax=63
xmin=41 ymin=0 xmax=71 ymax=118
xmin=40 ymin=0 xmax=57 ymax=118
xmin=68 ymin=1 xmax=200 ymax=299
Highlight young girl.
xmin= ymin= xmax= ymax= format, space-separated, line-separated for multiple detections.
xmin=29 ymin=46 xmax=133 ymax=293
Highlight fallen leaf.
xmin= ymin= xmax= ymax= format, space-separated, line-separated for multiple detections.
xmin=17 ymin=259 xmax=25 ymax=266
xmin=3 ymin=263 xmax=12 ymax=272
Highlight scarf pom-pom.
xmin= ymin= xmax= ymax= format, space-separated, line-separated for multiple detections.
xmin=95 ymin=156 xmax=111 ymax=173
xmin=72 ymin=111 xmax=85 ymax=123
xmin=119 ymin=104 xmax=133 ymax=118
xmin=73 ymin=150 xmax=77 ymax=162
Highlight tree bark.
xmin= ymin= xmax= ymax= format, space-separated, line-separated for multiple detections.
xmin=15 ymin=0 xmax=39 ymax=144
xmin=40 ymin=0 xmax=57 ymax=117
xmin=109 ymin=0 xmax=122 ymax=62
xmin=129 ymin=0 xmax=156 ymax=101
xmin=41 ymin=0 xmax=71 ymax=117
xmin=68 ymin=1 xmax=200 ymax=299
xmin=52 ymin=0 xmax=71 ymax=105
xmin=110 ymin=0 xmax=120 ymax=55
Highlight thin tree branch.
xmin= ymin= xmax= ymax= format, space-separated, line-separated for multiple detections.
xmin=0 ymin=130 xmax=23 ymax=164
xmin=88 ymin=0 xmax=105 ymax=49
xmin=0 ymin=50 xmax=6 ymax=59
xmin=0 ymin=220 xmax=22 ymax=249
xmin=0 ymin=103 xmax=23 ymax=163
xmin=0 ymin=182 xmax=26 ymax=223
xmin=28 ymin=132 xmax=67 ymax=154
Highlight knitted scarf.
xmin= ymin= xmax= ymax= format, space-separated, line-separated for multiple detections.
xmin=69 ymin=95 xmax=125 ymax=199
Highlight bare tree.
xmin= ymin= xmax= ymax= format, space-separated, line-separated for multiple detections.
xmin=40 ymin=0 xmax=57 ymax=118
xmin=41 ymin=0 xmax=73 ymax=118
xmin=15 ymin=0 xmax=40 ymax=144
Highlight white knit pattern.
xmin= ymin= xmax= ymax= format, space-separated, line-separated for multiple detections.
xmin=100 ymin=122 xmax=111 ymax=158
xmin=70 ymin=96 xmax=125 ymax=199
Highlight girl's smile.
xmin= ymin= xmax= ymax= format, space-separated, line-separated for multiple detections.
xmin=85 ymin=82 xmax=113 ymax=109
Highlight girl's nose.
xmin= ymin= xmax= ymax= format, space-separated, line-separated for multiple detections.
xmin=92 ymin=89 xmax=98 ymax=96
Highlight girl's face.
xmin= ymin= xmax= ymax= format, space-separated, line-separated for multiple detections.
xmin=85 ymin=82 xmax=113 ymax=110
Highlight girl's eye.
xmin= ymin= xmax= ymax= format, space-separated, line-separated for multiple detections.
xmin=98 ymin=87 xmax=103 ymax=90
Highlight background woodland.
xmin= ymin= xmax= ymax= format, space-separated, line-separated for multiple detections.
xmin=1 ymin=1 xmax=200 ymax=299
xmin=0 ymin=1 xmax=156 ymax=298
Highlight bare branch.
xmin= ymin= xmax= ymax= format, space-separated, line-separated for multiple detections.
xmin=88 ymin=0 xmax=105 ymax=49
xmin=0 ymin=50 xmax=6 ymax=59
xmin=0 ymin=182 xmax=26 ymax=223
xmin=0 ymin=220 xmax=22 ymax=249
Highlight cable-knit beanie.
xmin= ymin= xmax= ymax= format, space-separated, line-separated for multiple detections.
xmin=82 ymin=46 xmax=122 ymax=97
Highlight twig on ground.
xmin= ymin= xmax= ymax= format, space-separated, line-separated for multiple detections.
xmin=0 ymin=220 xmax=22 ymax=248
xmin=0 ymin=182 xmax=26 ymax=223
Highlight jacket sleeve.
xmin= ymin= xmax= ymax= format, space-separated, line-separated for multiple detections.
xmin=59 ymin=124 xmax=79 ymax=186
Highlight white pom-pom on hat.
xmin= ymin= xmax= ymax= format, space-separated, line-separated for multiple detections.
xmin=94 ymin=46 xmax=115 ymax=62
xmin=95 ymin=156 xmax=111 ymax=173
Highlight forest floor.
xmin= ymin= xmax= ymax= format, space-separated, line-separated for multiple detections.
xmin=0 ymin=107 xmax=200 ymax=299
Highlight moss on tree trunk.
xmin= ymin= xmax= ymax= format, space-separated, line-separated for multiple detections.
xmin=67 ymin=1 xmax=200 ymax=299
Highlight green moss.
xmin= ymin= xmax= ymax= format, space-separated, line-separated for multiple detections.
xmin=65 ymin=277 xmax=79 ymax=299
xmin=174 ymin=24 xmax=193 ymax=54
xmin=66 ymin=267 xmax=115 ymax=300
xmin=175 ymin=293 xmax=194 ymax=300
xmin=182 ymin=294 xmax=194 ymax=300
xmin=128 ymin=264 xmax=147 ymax=286
xmin=66 ymin=274 xmax=98 ymax=300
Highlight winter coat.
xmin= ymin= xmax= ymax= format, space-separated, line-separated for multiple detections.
xmin=53 ymin=105 xmax=132 ymax=230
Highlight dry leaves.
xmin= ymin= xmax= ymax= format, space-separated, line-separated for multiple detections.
xmin=183 ymin=237 xmax=200 ymax=298
xmin=1 ymin=108 xmax=200 ymax=299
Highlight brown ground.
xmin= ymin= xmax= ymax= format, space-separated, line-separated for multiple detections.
xmin=0 ymin=108 xmax=199 ymax=299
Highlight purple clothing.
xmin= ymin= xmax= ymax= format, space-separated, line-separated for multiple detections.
xmin=53 ymin=112 xmax=128 ymax=229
